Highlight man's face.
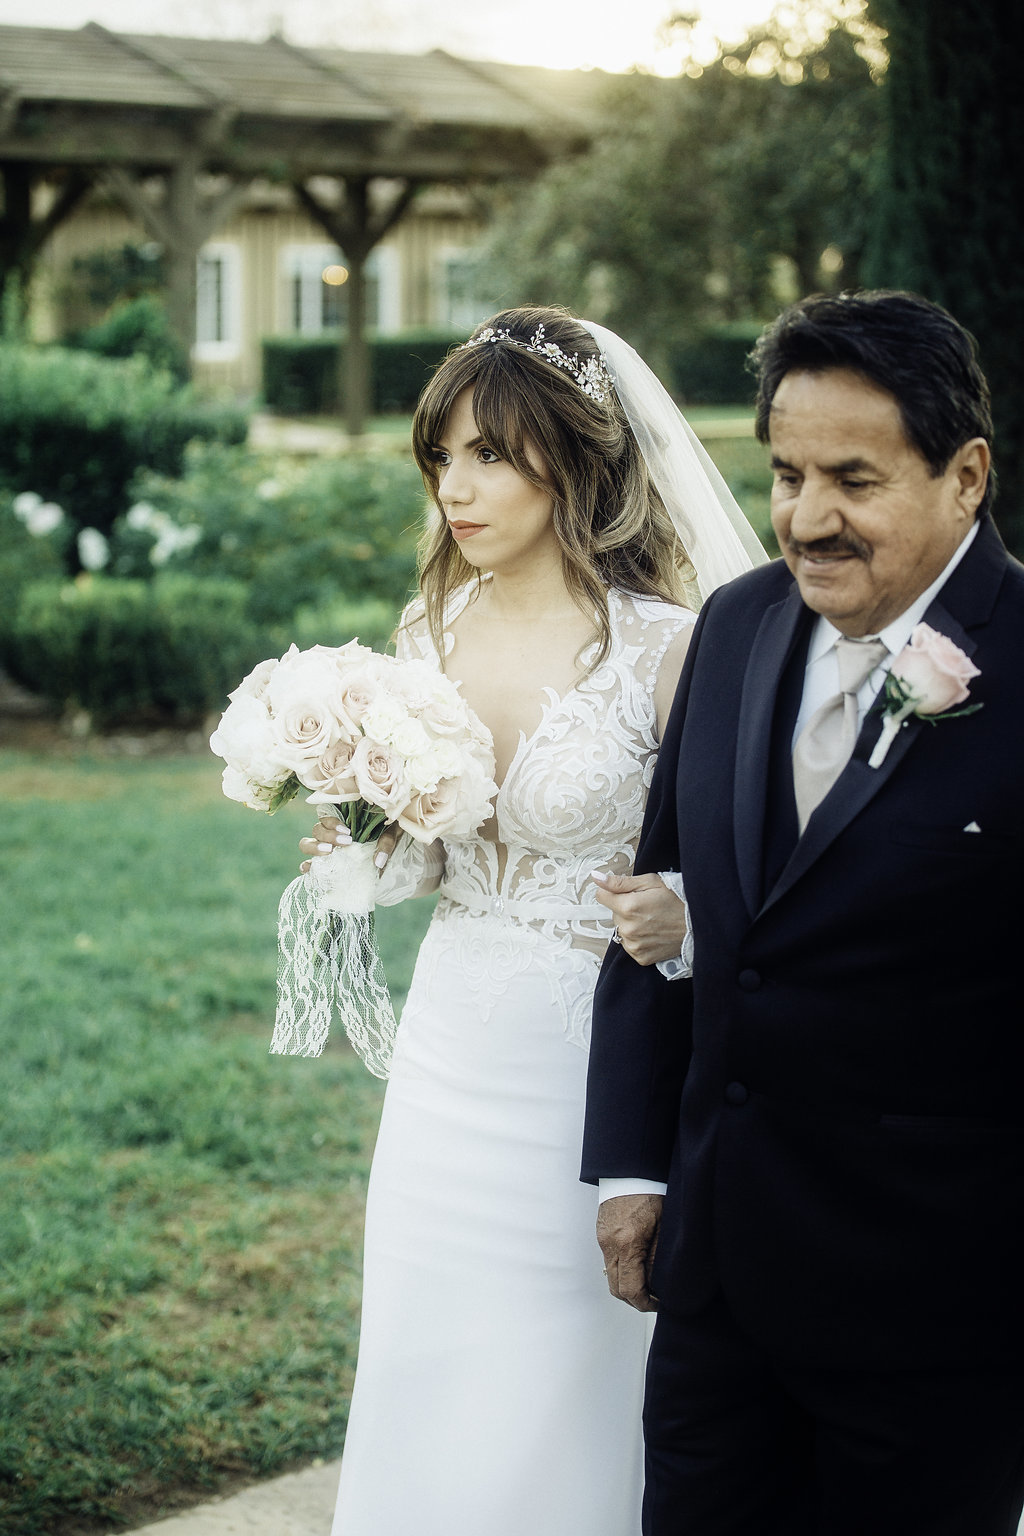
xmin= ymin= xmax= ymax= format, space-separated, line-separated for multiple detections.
xmin=768 ymin=368 xmax=989 ymax=637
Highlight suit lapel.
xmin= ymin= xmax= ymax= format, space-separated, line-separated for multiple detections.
xmin=759 ymin=524 xmax=1000 ymax=918
xmin=733 ymin=585 xmax=810 ymax=919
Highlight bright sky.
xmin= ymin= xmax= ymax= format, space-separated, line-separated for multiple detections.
xmin=0 ymin=0 xmax=785 ymax=72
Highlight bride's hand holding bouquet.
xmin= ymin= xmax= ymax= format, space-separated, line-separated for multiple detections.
xmin=210 ymin=638 xmax=496 ymax=1071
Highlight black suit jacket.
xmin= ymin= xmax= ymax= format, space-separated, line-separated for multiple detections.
xmin=582 ymin=516 xmax=1024 ymax=1369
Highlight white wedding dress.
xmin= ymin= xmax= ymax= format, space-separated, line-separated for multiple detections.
xmin=331 ymin=585 xmax=695 ymax=1536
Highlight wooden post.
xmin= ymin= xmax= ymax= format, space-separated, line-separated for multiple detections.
xmin=294 ymin=175 xmax=418 ymax=442
xmin=0 ymin=164 xmax=92 ymax=327
xmin=165 ymin=155 xmax=200 ymax=371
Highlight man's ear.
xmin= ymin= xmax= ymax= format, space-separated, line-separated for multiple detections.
xmin=953 ymin=437 xmax=991 ymax=517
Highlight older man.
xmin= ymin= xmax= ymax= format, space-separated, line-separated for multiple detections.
xmin=584 ymin=291 xmax=1024 ymax=1534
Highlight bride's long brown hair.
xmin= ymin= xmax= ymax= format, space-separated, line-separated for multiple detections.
xmin=408 ymin=306 xmax=695 ymax=667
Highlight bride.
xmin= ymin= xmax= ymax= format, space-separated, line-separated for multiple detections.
xmin=299 ymin=307 xmax=763 ymax=1534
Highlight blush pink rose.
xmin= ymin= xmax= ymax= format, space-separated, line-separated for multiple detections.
xmin=395 ymin=776 xmax=462 ymax=841
xmin=350 ymin=736 xmax=407 ymax=818
xmin=892 ymin=622 xmax=980 ymax=715
xmin=301 ymin=738 xmax=360 ymax=803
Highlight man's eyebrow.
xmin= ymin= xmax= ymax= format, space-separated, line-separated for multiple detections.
xmin=770 ymin=454 xmax=878 ymax=474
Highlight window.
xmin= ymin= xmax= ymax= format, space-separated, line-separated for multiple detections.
xmin=195 ymin=242 xmax=242 ymax=361
xmin=436 ymin=247 xmax=491 ymax=332
xmin=281 ymin=244 xmax=386 ymax=334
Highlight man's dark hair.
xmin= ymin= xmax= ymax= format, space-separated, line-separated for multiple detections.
xmin=750 ymin=290 xmax=996 ymax=515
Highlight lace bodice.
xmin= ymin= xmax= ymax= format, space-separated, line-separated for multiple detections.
xmin=379 ymin=587 xmax=694 ymax=948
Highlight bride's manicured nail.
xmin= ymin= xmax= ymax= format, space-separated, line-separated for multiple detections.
xmin=317 ymin=842 xmax=334 ymax=853
xmin=374 ymin=850 xmax=388 ymax=868
xmin=335 ymin=830 xmax=351 ymax=843
xmin=589 ymin=870 xmax=609 ymax=884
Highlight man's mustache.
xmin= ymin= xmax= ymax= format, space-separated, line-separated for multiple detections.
xmin=786 ymin=533 xmax=871 ymax=561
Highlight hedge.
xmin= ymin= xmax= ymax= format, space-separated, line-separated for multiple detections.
xmin=1 ymin=573 xmax=403 ymax=725
xmin=0 ymin=344 xmax=248 ymax=547
xmin=2 ymin=574 xmax=269 ymax=724
xmin=261 ymin=331 xmax=462 ymax=415
xmin=669 ymin=322 xmax=764 ymax=406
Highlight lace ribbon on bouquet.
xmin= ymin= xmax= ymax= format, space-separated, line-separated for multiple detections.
xmin=271 ymin=841 xmax=397 ymax=1077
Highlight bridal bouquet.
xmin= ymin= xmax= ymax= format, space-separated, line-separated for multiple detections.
xmin=210 ymin=639 xmax=496 ymax=1072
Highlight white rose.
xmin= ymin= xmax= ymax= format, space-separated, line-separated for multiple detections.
xmin=228 ymin=656 xmax=279 ymax=704
xmin=388 ymin=716 xmax=432 ymax=759
xmin=210 ymin=693 xmax=286 ymax=785
xmin=405 ymin=739 xmax=464 ymax=793
xmin=267 ymin=648 xmax=349 ymax=723
xmin=361 ymin=695 xmax=410 ymax=744
xmin=271 ymin=699 xmax=344 ymax=770
xmin=220 ymin=764 xmax=277 ymax=811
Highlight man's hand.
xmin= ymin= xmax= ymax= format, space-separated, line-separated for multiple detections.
xmin=591 ymin=871 xmax=688 ymax=967
xmin=597 ymin=1192 xmax=663 ymax=1312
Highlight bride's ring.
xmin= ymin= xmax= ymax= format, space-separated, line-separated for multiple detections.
xmin=610 ymin=928 xmax=622 ymax=945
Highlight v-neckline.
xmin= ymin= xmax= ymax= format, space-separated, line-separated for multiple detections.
xmin=440 ymin=582 xmax=616 ymax=797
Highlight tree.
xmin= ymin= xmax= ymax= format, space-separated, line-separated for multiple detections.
xmin=479 ymin=10 xmax=881 ymax=373
xmin=865 ymin=0 xmax=1024 ymax=552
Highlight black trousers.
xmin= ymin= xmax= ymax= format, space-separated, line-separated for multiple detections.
xmin=643 ymin=1296 xmax=1024 ymax=1536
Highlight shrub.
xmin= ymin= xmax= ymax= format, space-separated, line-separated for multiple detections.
xmin=65 ymin=294 xmax=189 ymax=381
xmin=261 ymin=331 xmax=460 ymax=415
xmin=669 ymin=322 xmax=763 ymax=406
xmin=2 ymin=574 xmax=269 ymax=724
xmin=0 ymin=490 xmax=72 ymax=648
xmin=131 ymin=440 xmax=424 ymax=622
xmin=0 ymin=344 xmax=248 ymax=552
xmin=2 ymin=571 xmax=406 ymax=724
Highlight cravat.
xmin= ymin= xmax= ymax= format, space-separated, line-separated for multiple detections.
xmin=792 ymin=635 xmax=888 ymax=833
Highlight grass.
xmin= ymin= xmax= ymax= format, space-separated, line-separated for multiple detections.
xmin=0 ymin=747 xmax=434 ymax=1534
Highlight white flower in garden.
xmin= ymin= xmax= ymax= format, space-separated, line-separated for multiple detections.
xmin=151 ymin=522 xmax=201 ymax=566
xmin=77 ymin=527 xmax=110 ymax=570
xmin=12 ymin=491 xmax=42 ymax=521
xmin=126 ymin=502 xmax=159 ymax=531
xmin=25 ymin=502 xmax=64 ymax=537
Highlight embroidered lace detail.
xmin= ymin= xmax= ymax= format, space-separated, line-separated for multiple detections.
xmin=384 ymin=587 xmax=694 ymax=1052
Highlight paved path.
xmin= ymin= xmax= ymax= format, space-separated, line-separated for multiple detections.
xmin=121 ymin=1460 xmax=341 ymax=1535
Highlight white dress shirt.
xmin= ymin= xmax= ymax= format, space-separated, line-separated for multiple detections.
xmin=600 ymin=522 xmax=980 ymax=1206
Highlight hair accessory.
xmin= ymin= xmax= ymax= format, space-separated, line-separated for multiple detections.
xmin=461 ymin=323 xmax=614 ymax=404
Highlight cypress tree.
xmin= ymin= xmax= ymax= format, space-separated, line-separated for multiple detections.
xmin=866 ymin=0 xmax=1024 ymax=552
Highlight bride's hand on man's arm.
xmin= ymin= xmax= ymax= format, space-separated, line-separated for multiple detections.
xmin=298 ymin=817 xmax=401 ymax=874
xmin=590 ymin=870 xmax=688 ymax=966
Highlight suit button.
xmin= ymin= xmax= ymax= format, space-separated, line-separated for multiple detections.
xmin=725 ymin=1082 xmax=749 ymax=1106
xmin=738 ymin=969 xmax=762 ymax=992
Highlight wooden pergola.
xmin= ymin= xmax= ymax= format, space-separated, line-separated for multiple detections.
xmin=0 ymin=24 xmax=605 ymax=433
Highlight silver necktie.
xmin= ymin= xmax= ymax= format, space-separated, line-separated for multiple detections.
xmin=792 ymin=635 xmax=888 ymax=833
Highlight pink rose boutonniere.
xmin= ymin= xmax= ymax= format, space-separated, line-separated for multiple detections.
xmin=868 ymin=622 xmax=982 ymax=769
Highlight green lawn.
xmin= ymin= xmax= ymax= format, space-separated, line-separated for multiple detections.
xmin=0 ymin=748 xmax=433 ymax=1534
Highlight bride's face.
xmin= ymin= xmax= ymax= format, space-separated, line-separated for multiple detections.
xmin=433 ymin=388 xmax=559 ymax=575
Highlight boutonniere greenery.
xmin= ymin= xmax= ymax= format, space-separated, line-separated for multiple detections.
xmin=868 ymin=622 xmax=982 ymax=769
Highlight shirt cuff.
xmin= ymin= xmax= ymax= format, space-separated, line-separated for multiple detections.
xmin=599 ymin=1177 xmax=669 ymax=1202
xmin=655 ymin=871 xmax=694 ymax=980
